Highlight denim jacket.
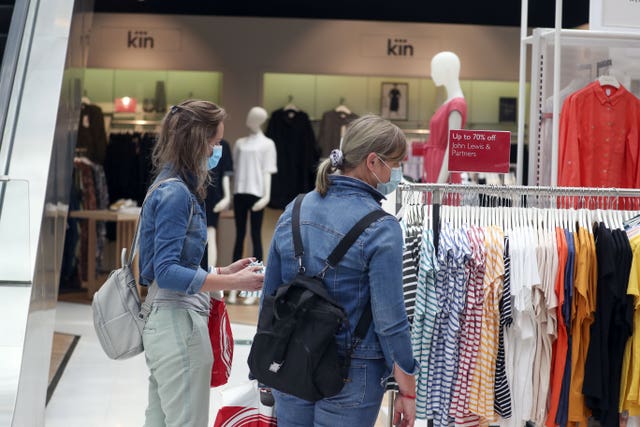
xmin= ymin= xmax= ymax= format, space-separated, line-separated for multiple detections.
xmin=138 ymin=169 xmax=209 ymax=294
xmin=263 ymin=175 xmax=418 ymax=376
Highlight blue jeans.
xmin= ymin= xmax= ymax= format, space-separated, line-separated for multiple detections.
xmin=272 ymin=358 xmax=388 ymax=427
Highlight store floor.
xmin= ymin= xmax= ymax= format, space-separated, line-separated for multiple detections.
xmin=46 ymin=301 xmax=424 ymax=427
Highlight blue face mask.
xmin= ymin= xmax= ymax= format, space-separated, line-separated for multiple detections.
xmin=208 ymin=145 xmax=223 ymax=170
xmin=373 ymin=157 xmax=403 ymax=195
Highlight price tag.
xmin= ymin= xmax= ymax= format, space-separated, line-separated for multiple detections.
xmin=448 ymin=130 xmax=511 ymax=174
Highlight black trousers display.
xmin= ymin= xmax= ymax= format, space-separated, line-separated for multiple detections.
xmin=232 ymin=193 xmax=264 ymax=261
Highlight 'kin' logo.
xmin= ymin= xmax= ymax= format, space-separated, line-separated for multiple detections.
xmin=387 ymin=38 xmax=414 ymax=56
xmin=128 ymin=31 xmax=154 ymax=49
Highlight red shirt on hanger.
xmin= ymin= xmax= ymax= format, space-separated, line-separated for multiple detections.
xmin=558 ymin=81 xmax=640 ymax=189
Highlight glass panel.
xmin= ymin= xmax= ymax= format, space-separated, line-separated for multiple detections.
xmin=0 ymin=178 xmax=30 ymax=284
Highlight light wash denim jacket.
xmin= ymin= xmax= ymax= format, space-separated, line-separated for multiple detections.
xmin=262 ymin=175 xmax=419 ymax=376
xmin=138 ymin=169 xmax=209 ymax=294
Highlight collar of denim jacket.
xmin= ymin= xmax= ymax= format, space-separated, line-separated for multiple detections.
xmin=328 ymin=174 xmax=385 ymax=203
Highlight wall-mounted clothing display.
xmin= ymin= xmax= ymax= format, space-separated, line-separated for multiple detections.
xmin=558 ymin=81 xmax=640 ymax=188
xmin=60 ymin=157 xmax=109 ymax=290
xmin=316 ymin=109 xmax=359 ymax=157
xmin=104 ymin=132 xmax=156 ymax=208
xmin=423 ymin=97 xmax=467 ymax=184
xmin=266 ymin=108 xmax=319 ymax=209
xmin=76 ymin=102 xmax=108 ymax=165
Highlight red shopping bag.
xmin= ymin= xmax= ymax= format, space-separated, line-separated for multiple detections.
xmin=209 ymin=297 xmax=234 ymax=387
xmin=213 ymin=380 xmax=277 ymax=427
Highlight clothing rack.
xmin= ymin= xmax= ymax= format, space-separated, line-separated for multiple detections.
xmin=396 ymin=182 xmax=640 ymax=255
xmin=386 ymin=182 xmax=640 ymax=427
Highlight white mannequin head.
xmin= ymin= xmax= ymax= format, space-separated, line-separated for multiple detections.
xmin=430 ymin=51 xmax=463 ymax=102
xmin=430 ymin=51 xmax=461 ymax=86
xmin=246 ymin=106 xmax=268 ymax=133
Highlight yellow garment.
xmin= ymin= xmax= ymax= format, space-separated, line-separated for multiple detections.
xmin=468 ymin=225 xmax=504 ymax=423
xmin=568 ymin=227 xmax=595 ymax=425
xmin=620 ymin=233 xmax=640 ymax=415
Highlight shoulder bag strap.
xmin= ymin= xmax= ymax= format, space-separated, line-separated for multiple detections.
xmin=126 ymin=177 xmax=181 ymax=267
xmin=138 ymin=177 xmax=195 ymax=319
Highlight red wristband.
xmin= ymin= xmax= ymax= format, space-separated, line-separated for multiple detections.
xmin=398 ymin=391 xmax=416 ymax=400
xmin=216 ymin=267 xmax=222 ymax=275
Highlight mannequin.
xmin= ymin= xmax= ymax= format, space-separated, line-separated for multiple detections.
xmin=423 ymin=51 xmax=467 ymax=184
xmin=231 ymin=107 xmax=277 ymax=303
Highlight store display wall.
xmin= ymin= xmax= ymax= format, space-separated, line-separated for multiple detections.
xmin=88 ymin=14 xmax=522 ymax=142
xmin=86 ymin=13 xmax=524 ymax=266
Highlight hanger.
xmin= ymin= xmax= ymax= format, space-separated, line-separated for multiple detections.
xmin=284 ymin=95 xmax=299 ymax=112
xmin=335 ymin=97 xmax=351 ymax=115
xmin=597 ymin=74 xmax=620 ymax=89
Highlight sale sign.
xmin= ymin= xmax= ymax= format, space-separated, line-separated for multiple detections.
xmin=448 ymin=129 xmax=511 ymax=174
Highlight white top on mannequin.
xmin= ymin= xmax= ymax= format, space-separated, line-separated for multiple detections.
xmin=431 ymin=51 xmax=464 ymax=183
xmin=233 ymin=107 xmax=277 ymax=210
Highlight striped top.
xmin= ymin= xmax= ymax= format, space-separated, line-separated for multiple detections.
xmin=413 ymin=226 xmax=438 ymax=418
xmin=426 ymin=224 xmax=471 ymax=427
xmin=467 ymin=225 xmax=504 ymax=423
xmin=450 ymin=225 xmax=485 ymax=427
xmin=494 ymin=235 xmax=513 ymax=418
xmin=387 ymin=223 xmax=423 ymax=392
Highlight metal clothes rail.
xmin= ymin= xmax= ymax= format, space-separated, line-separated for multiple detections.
xmin=397 ymin=183 xmax=640 ymax=203
xmin=396 ymin=183 xmax=640 ymax=256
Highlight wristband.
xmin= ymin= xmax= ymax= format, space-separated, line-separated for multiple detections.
xmin=398 ymin=391 xmax=416 ymax=400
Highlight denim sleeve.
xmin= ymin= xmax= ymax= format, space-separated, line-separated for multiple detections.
xmin=262 ymin=220 xmax=286 ymax=302
xmin=151 ymin=184 xmax=207 ymax=294
xmin=366 ymin=217 xmax=419 ymax=375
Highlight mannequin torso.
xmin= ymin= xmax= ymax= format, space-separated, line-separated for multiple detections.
xmin=424 ymin=51 xmax=467 ymax=184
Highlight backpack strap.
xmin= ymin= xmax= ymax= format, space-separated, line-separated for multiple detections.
xmin=332 ymin=210 xmax=389 ymax=345
xmin=291 ymin=194 xmax=306 ymax=273
xmin=291 ymin=193 xmax=390 ymax=345
xmin=325 ymin=210 xmax=389 ymax=268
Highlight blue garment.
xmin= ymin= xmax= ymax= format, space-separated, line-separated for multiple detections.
xmin=556 ymin=228 xmax=575 ymax=427
xmin=426 ymin=224 xmax=471 ymax=427
xmin=272 ymin=358 xmax=387 ymax=426
xmin=138 ymin=169 xmax=209 ymax=294
xmin=263 ymin=175 xmax=418 ymax=375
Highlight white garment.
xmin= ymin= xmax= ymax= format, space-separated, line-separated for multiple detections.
xmin=233 ymin=132 xmax=277 ymax=197
xmin=499 ymin=227 xmax=539 ymax=427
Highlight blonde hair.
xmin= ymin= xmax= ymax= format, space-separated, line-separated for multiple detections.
xmin=152 ymin=99 xmax=227 ymax=200
xmin=316 ymin=114 xmax=406 ymax=196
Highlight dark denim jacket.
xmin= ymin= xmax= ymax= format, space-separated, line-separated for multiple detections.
xmin=262 ymin=175 xmax=418 ymax=376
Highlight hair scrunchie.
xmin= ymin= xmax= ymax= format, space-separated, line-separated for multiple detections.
xmin=329 ymin=149 xmax=344 ymax=167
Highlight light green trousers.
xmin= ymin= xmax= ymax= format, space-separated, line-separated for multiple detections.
xmin=142 ymin=307 xmax=213 ymax=427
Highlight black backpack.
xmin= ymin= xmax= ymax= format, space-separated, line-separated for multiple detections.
xmin=248 ymin=194 xmax=389 ymax=402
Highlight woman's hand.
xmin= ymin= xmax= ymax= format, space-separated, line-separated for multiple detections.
xmin=230 ymin=265 xmax=264 ymax=292
xmin=392 ymin=393 xmax=416 ymax=427
xmin=222 ymin=257 xmax=256 ymax=275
